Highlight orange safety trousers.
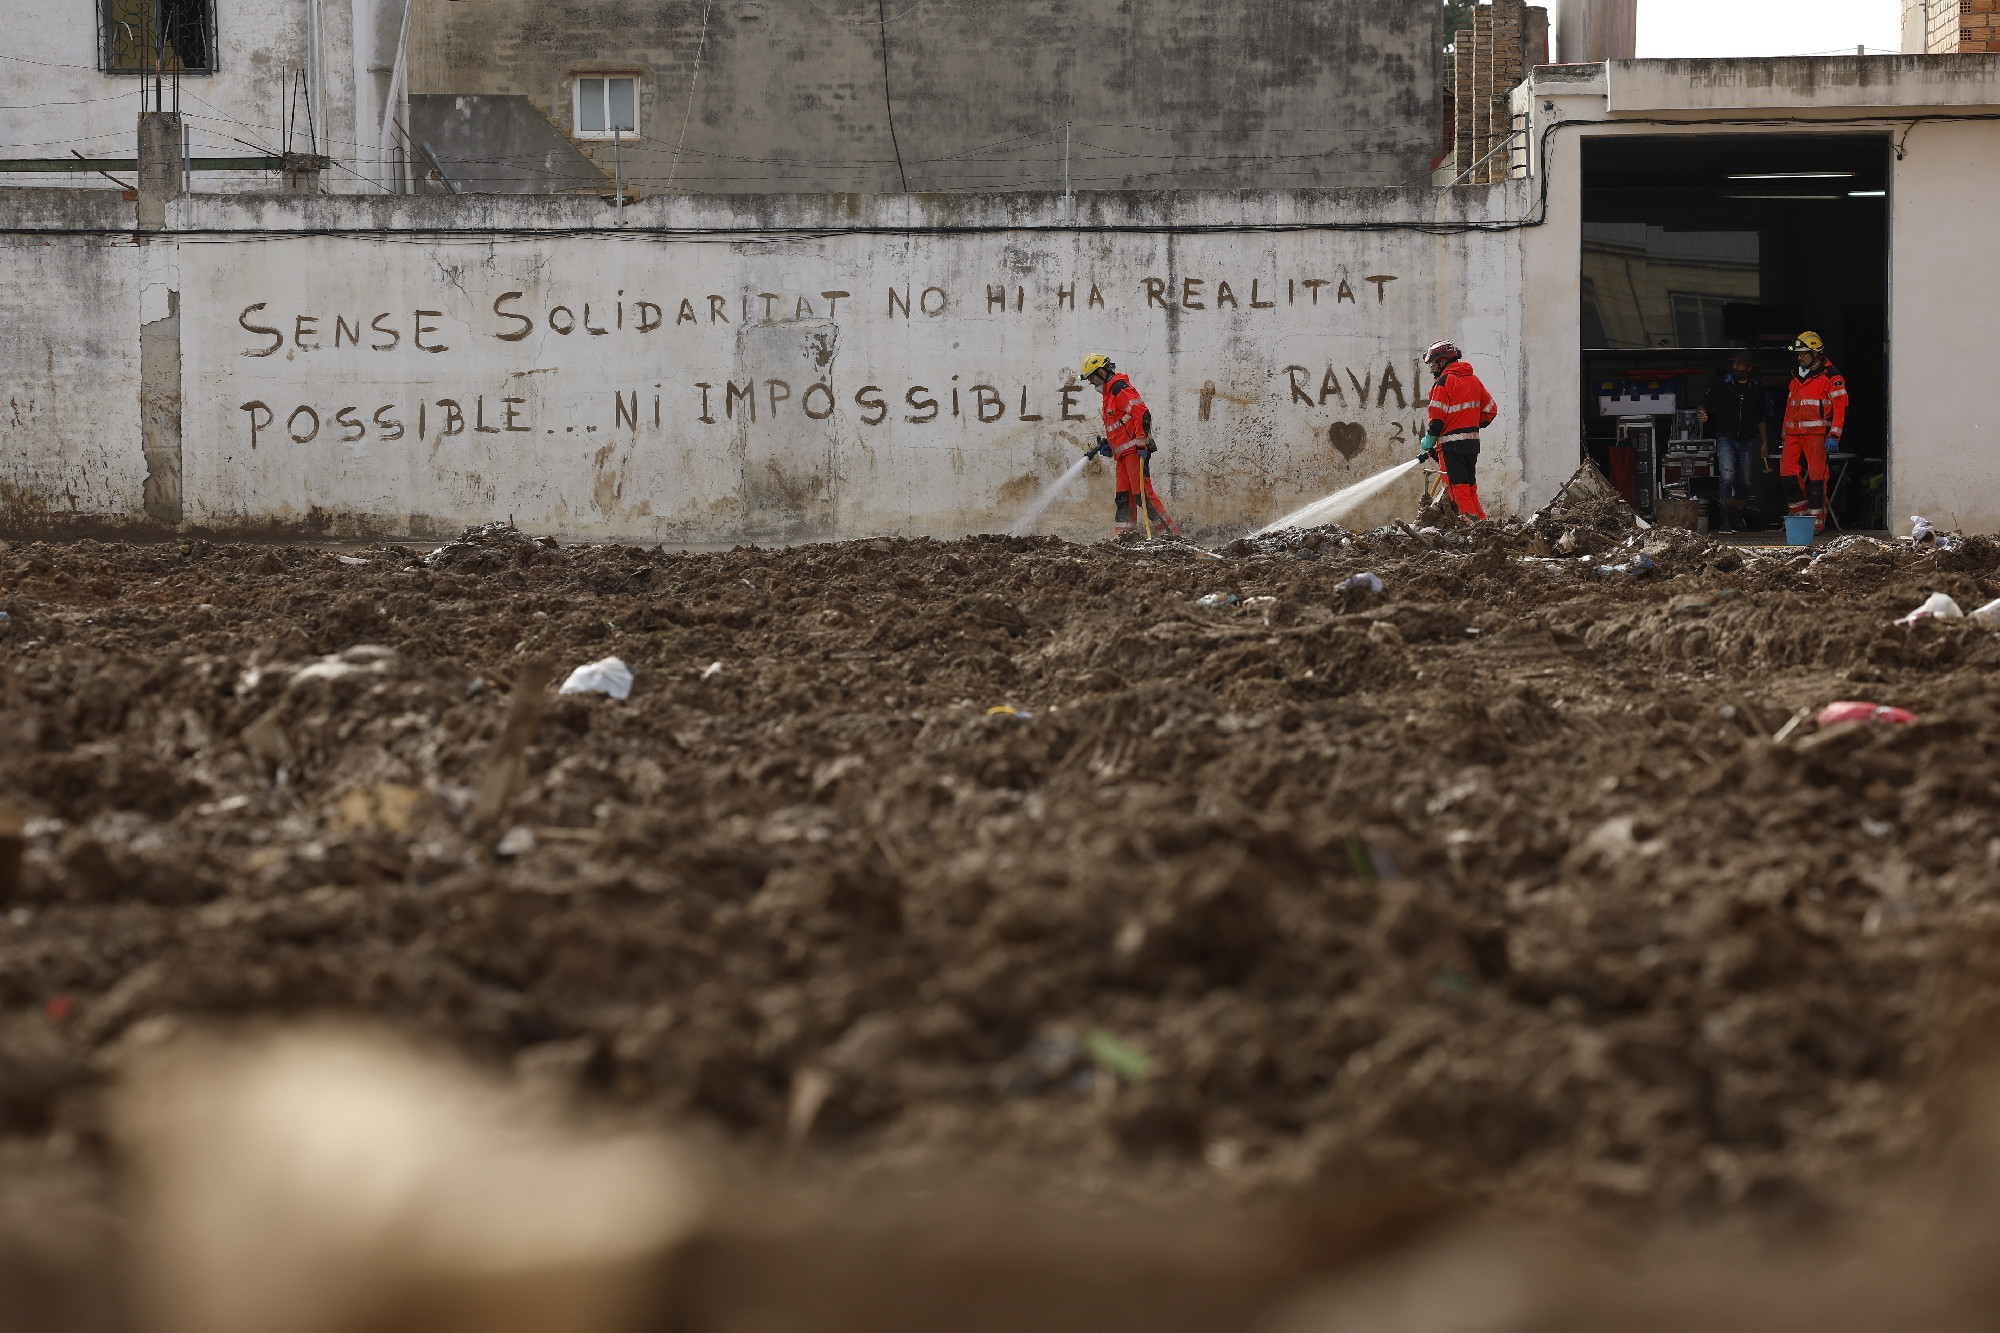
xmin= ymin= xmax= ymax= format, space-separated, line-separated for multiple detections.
xmin=1778 ymin=433 xmax=1829 ymax=482
xmin=1780 ymin=433 xmax=1829 ymax=532
xmin=1113 ymin=448 xmax=1178 ymax=535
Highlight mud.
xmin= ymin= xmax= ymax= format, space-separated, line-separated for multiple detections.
xmin=6 ymin=508 xmax=2000 ymax=1326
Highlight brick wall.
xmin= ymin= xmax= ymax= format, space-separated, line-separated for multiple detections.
xmin=1957 ymin=0 xmax=2000 ymax=53
xmin=1446 ymin=2 xmax=1545 ymax=184
xmin=1907 ymin=0 xmax=1991 ymax=53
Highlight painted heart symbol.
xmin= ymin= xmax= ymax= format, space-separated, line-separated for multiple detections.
xmin=1328 ymin=422 xmax=1368 ymax=459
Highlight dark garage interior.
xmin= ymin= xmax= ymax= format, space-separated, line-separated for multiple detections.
xmin=1580 ymin=135 xmax=1889 ymax=532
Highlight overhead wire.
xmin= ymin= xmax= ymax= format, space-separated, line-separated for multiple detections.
xmin=875 ymin=0 xmax=908 ymax=190
xmin=666 ymin=0 xmax=718 ymax=189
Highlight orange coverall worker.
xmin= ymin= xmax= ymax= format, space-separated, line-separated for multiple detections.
xmin=1780 ymin=360 xmax=1847 ymax=531
xmin=1098 ymin=372 xmax=1178 ymax=536
xmin=1424 ymin=360 xmax=1498 ymax=520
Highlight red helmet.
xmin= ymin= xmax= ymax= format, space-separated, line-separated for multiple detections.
xmin=1425 ymin=341 xmax=1461 ymax=368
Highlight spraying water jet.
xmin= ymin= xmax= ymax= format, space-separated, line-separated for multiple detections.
xmin=1251 ymin=458 xmax=1427 ymax=537
xmin=1009 ymin=453 xmax=1094 ymax=536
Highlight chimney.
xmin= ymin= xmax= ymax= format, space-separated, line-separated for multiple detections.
xmin=1555 ymin=0 xmax=1637 ymax=63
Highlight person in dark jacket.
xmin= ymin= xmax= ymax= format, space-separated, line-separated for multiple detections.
xmin=1698 ymin=351 xmax=1770 ymax=532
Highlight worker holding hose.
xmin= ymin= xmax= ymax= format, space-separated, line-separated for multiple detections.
xmin=1416 ymin=340 xmax=1494 ymax=521
xmin=1081 ymin=355 xmax=1179 ymax=538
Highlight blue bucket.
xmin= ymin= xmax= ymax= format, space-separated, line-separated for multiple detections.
xmin=1783 ymin=514 xmax=1817 ymax=547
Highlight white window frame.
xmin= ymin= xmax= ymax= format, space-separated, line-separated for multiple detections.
xmin=573 ymin=75 xmax=640 ymax=140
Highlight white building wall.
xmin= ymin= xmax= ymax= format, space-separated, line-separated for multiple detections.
xmin=1884 ymin=118 xmax=2000 ymax=529
xmin=2 ymin=189 xmax=1527 ymax=542
xmin=0 ymin=193 xmax=147 ymax=523
xmin=1 ymin=0 xmax=390 ymax=195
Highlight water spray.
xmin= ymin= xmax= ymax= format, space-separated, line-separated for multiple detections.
xmin=1009 ymin=453 xmax=1094 ymax=536
xmin=1251 ymin=458 xmax=1425 ymax=537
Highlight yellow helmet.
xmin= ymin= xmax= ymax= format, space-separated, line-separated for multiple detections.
xmin=1791 ymin=331 xmax=1825 ymax=355
xmin=1079 ymin=353 xmax=1111 ymax=378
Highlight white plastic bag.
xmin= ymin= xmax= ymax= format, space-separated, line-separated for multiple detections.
xmin=1894 ymin=593 xmax=1964 ymax=626
xmin=558 ymin=656 xmax=634 ymax=700
xmin=1971 ymin=597 xmax=2000 ymax=629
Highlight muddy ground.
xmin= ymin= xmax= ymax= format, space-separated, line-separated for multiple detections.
xmin=7 ymin=499 xmax=2000 ymax=1329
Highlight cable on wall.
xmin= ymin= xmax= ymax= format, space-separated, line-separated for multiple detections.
xmin=3 ymin=110 xmax=1995 ymax=240
xmin=877 ymin=0 xmax=909 ymax=192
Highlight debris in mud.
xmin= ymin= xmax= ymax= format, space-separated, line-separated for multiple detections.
xmin=422 ymin=522 xmax=561 ymax=569
xmin=1817 ymin=701 xmax=1917 ymax=728
xmin=1896 ymin=592 xmax=1965 ymax=625
xmin=8 ymin=515 xmax=2000 ymax=1274
xmin=559 ymin=657 xmax=635 ymax=701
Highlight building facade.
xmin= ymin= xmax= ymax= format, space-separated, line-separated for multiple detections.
xmin=3 ymin=0 xmax=420 ymax=194
xmin=402 ymin=0 xmax=1446 ymax=196
xmin=7 ymin=55 xmax=2000 ymax=542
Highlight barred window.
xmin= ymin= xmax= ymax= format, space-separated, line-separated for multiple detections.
xmin=103 ymin=0 xmax=214 ymax=74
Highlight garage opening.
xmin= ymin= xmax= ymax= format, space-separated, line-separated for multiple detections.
xmin=1580 ymin=135 xmax=1889 ymax=534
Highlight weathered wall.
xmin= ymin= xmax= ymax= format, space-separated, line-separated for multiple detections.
xmin=0 ymin=192 xmax=146 ymax=526
xmin=1 ymin=0 xmax=409 ymax=196
xmin=1 ymin=187 xmax=1528 ymax=543
xmin=1882 ymin=117 xmax=2000 ymax=529
xmin=406 ymin=0 xmax=1443 ymax=195
xmin=408 ymin=95 xmax=607 ymax=194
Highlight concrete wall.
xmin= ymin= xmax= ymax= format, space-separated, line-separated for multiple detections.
xmin=1552 ymin=0 xmax=1635 ymax=63
xmin=406 ymin=0 xmax=1443 ymax=195
xmin=0 ymin=187 xmax=1527 ymax=543
xmin=407 ymin=95 xmax=607 ymax=195
xmin=0 ymin=193 xmax=146 ymax=525
xmin=1882 ymin=117 xmax=2000 ymax=529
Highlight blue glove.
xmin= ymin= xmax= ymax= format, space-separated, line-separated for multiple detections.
xmin=1093 ymin=437 xmax=1113 ymax=459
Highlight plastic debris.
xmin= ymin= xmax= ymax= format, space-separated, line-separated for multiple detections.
xmin=495 ymin=825 xmax=538 ymax=857
xmin=1910 ymin=515 xmax=1935 ymax=546
xmin=1817 ymin=701 xmax=1917 ymax=728
xmin=1195 ymin=593 xmax=1240 ymax=608
xmin=986 ymin=705 xmax=1034 ymax=722
xmin=1970 ymin=597 xmax=2000 ymax=629
xmin=333 ymin=554 xmax=369 ymax=566
xmin=1336 ymin=572 xmax=1384 ymax=595
xmin=0 ymin=612 xmax=9 ymax=622
xmin=294 ymin=644 xmax=399 ymax=683
xmin=423 ymin=522 xmax=559 ymax=568
xmin=558 ymin=656 xmax=634 ymax=700
xmin=700 ymin=661 xmax=724 ymax=681
xmin=1597 ymin=553 xmax=1655 ymax=575
xmin=1083 ymin=1028 xmax=1154 ymax=1082
xmin=431 ymin=783 xmax=477 ymax=817
xmin=1894 ymin=592 xmax=1964 ymax=626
